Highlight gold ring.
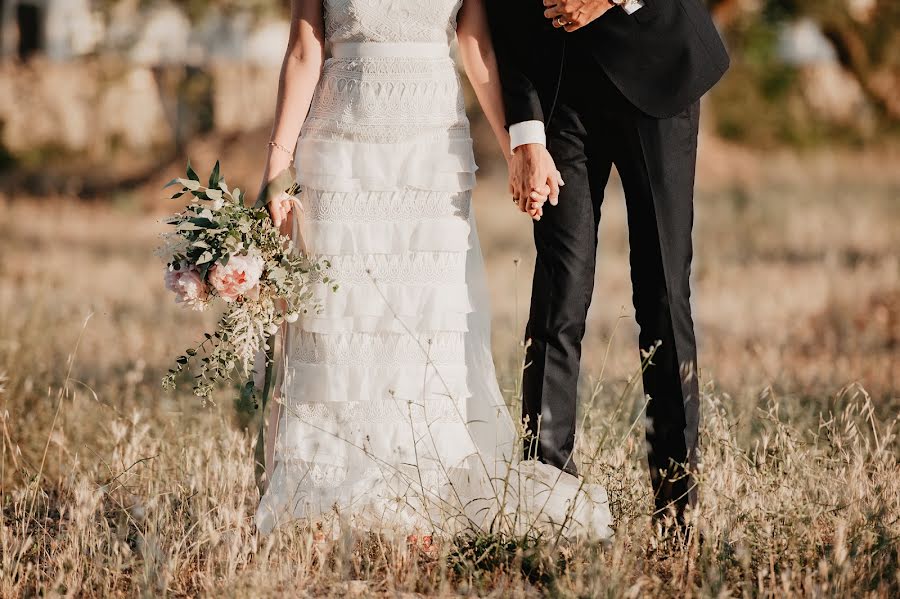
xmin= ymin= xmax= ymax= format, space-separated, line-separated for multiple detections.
xmin=555 ymin=16 xmax=568 ymax=27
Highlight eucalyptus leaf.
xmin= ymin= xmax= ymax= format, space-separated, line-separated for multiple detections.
xmin=209 ymin=160 xmax=221 ymax=188
xmin=189 ymin=217 xmax=219 ymax=229
xmin=186 ymin=160 xmax=200 ymax=182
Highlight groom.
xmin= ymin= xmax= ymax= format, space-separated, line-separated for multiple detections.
xmin=487 ymin=0 xmax=729 ymax=525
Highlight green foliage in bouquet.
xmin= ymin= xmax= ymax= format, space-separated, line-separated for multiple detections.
xmin=159 ymin=160 xmax=330 ymax=403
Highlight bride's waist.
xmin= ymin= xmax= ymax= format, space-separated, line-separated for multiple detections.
xmin=319 ymin=45 xmax=460 ymax=90
xmin=312 ymin=54 xmax=466 ymax=126
xmin=331 ymin=41 xmax=450 ymax=59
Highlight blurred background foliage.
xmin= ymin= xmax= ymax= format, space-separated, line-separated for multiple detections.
xmin=708 ymin=0 xmax=899 ymax=147
xmin=2 ymin=6 xmax=898 ymax=597
xmin=0 ymin=0 xmax=897 ymax=192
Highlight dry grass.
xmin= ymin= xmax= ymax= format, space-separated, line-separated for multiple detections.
xmin=0 ymin=147 xmax=898 ymax=596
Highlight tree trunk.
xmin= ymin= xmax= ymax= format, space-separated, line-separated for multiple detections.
xmin=820 ymin=20 xmax=900 ymax=120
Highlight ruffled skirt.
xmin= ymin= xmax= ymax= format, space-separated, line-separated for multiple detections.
xmin=255 ymin=46 xmax=612 ymax=540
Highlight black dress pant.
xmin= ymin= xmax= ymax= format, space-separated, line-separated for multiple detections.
xmin=522 ymin=56 xmax=701 ymax=519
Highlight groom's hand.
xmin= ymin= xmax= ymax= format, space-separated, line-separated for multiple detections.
xmin=544 ymin=0 xmax=613 ymax=32
xmin=509 ymin=144 xmax=563 ymax=220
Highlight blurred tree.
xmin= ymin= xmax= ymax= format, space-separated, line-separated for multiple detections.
xmin=708 ymin=0 xmax=898 ymax=145
xmin=708 ymin=0 xmax=745 ymax=28
xmin=94 ymin=0 xmax=288 ymax=22
xmin=711 ymin=0 xmax=898 ymax=120
xmin=776 ymin=0 xmax=899 ymax=120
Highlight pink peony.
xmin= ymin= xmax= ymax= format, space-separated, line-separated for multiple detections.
xmin=208 ymin=253 xmax=264 ymax=302
xmin=165 ymin=265 xmax=208 ymax=310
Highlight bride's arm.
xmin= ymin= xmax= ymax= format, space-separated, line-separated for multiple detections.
xmin=456 ymin=0 xmax=512 ymax=165
xmin=259 ymin=0 xmax=325 ymax=227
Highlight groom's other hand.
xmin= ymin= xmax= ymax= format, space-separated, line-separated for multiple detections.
xmin=543 ymin=0 xmax=613 ymax=33
xmin=509 ymin=144 xmax=563 ymax=220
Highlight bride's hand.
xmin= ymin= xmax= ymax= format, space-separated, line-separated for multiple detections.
xmin=260 ymin=147 xmax=295 ymax=228
xmin=268 ymin=191 xmax=293 ymax=228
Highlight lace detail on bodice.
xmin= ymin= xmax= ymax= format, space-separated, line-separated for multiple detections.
xmin=303 ymin=57 xmax=468 ymax=145
xmin=325 ymin=0 xmax=462 ymax=45
xmin=298 ymin=0 xmax=470 ymax=150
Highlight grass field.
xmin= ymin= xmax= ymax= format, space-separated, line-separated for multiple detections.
xmin=0 ymin=139 xmax=898 ymax=596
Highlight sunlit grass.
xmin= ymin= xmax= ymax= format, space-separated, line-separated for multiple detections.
xmin=2 ymin=332 xmax=897 ymax=596
xmin=0 ymin=169 xmax=898 ymax=596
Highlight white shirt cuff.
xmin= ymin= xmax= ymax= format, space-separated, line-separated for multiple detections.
xmin=622 ymin=0 xmax=644 ymax=15
xmin=509 ymin=120 xmax=546 ymax=152
xmin=509 ymin=0 xmax=641 ymax=152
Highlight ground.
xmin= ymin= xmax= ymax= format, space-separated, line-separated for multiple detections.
xmin=0 ymin=138 xmax=898 ymax=596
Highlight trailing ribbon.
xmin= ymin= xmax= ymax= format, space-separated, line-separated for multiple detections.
xmin=252 ymin=165 xmax=300 ymax=493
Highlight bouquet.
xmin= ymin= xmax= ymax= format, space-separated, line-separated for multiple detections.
xmin=159 ymin=161 xmax=329 ymax=407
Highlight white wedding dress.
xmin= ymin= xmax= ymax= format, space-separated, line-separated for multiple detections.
xmin=256 ymin=0 xmax=612 ymax=540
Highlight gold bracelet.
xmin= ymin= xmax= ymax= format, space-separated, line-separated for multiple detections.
xmin=268 ymin=140 xmax=294 ymax=157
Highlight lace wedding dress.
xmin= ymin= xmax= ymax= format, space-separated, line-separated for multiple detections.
xmin=255 ymin=0 xmax=612 ymax=539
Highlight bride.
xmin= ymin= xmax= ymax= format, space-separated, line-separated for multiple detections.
xmin=254 ymin=0 xmax=611 ymax=541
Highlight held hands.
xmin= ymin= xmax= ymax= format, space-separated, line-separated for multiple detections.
xmin=543 ymin=0 xmax=613 ymax=32
xmin=509 ymin=1 xmax=615 ymax=219
xmin=509 ymin=144 xmax=564 ymax=221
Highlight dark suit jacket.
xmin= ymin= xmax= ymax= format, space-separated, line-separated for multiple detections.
xmin=486 ymin=0 xmax=730 ymax=122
